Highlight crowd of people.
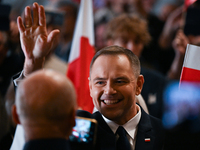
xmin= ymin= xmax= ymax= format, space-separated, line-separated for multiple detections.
xmin=1 ymin=0 xmax=200 ymax=149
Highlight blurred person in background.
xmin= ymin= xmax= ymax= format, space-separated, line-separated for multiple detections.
xmin=0 ymin=4 xmax=24 ymax=98
xmin=0 ymin=3 xmax=24 ymax=149
xmin=94 ymin=17 xmax=109 ymax=51
xmin=127 ymin=0 xmax=165 ymax=73
xmin=158 ymin=5 xmax=184 ymax=75
xmin=52 ymin=0 xmax=79 ymax=63
xmin=94 ymin=0 xmax=130 ymax=51
xmin=94 ymin=0 xmax=129 ymax=24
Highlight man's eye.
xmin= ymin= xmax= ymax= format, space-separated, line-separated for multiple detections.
xmin=95 ymin=81 xmax=105 ymax=85
xmin=116 ymin=80 xmax=126 ymax=84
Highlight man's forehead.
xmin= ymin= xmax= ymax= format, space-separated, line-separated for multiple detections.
xmin=94 ymin=53 xmax=128 ymax=62
xmin=91 ymin=54 xmax=129 ymax=69
xmin=90 ymin=55 xmax=134 ymax=76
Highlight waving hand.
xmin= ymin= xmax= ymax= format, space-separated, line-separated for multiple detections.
xmin=17 ymin=3 xmax=60 ymax=76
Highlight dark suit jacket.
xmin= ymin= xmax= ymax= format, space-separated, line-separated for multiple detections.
xmin=23 ymin=138 xmax=71 ymax=150
xmin=75 ymin=106 xmax=165 ymax=150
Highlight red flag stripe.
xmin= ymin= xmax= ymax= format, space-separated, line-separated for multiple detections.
xmin=67 ymin=37 xmax=95 ymax=112
xmin=180 ymin=67 xmax=200 ymax=83
xmin=79 ymin=37 xmax=94 ymax=112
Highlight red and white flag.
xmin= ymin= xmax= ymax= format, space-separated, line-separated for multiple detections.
xmin=180 ymin=44 xmax=200 ymax=84
xmin=67 ymin=0 xmax=95 ymax=113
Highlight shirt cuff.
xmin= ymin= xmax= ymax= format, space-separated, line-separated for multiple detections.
xmin=13 ymin=70 xmax=24 ymax=86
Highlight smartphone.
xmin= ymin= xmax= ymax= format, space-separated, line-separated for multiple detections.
xmin=69 ymin=116 xmax=98 ymax=149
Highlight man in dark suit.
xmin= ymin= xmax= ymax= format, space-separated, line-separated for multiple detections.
xmin=12 ymin=69 xmax=77 ymax=150
xmin=12 ymin=2 xmax=165 ymax=150
xmin=81 ymin=45 xmax=165 ymax=150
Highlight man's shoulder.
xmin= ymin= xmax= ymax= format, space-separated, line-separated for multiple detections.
xmin=148 ymin=114 xmax=163 ymax=130
xmin=138 ymin=106 xmax=164 ymax=138
xmin=140 ymin=107 xmax=163 ymax=129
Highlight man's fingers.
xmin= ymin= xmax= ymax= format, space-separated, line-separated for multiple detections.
xmin=33 ymin=2 xmax=39 ymax=26
xmin=24 ymin=6 xmax=32 ymax=28
xmin=39 ymin=5 xmax=46 ymax=27
xmin=17 ymin=16 xmax=25 ymax=33
xmin=47 ymin=29 xmax=60 ymax=47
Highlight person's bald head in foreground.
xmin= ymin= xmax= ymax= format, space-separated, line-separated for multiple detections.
xmin=12 ymin=69 xmax=77 ymax=142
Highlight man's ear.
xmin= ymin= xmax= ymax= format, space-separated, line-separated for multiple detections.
xmin=89 ymin=78 xmax=93 ymax=97
xmin=136 ymin=75 xmax=144 ymax=95
xmin=12 ymin=104 xmax=21 ymax=125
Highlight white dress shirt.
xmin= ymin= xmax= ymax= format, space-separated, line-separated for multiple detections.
xmin=102 ymin=105 xmax=141 ymax=150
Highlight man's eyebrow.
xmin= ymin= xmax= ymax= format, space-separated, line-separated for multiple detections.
xmin=115 ymin=76 xmax=128 ymax=79
xmin=115 ymin=76 xmax=134 ymax=82
xmin=114 ymin=76 xmax=130 ymax=80
xmin=93 ymin=77 xmax=107 ymax=81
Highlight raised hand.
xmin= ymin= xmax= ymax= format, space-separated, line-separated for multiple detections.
xmin=17 ymin=2 xmax=60 ymax=76
xmin=168 ymin=29 xmax=189 ymax=79
xmin=172 ymin=29 xmax=189 ymax=55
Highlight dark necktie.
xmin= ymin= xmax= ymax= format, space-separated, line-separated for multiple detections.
xmin=116 ymin=126 xmax=131 ymax=150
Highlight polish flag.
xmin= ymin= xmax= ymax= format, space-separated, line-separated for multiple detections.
xmin=180 ymin=44 xmax=200 ymax=84
xmin=67 ymin=0 xmax=95 ymax=113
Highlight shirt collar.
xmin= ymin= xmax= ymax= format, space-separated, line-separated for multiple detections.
xmin=102 ymin=104 xmax=141 ymax=139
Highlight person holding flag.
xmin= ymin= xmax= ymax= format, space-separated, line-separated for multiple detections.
xmin=168 ymin=0 xmax=200 ymax=81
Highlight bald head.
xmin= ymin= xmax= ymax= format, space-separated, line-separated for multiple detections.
xmin=13 ymin=69 xmax=77 ymax=140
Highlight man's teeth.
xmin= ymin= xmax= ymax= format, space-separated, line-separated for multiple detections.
xmin=103 ymin=100 xmax=119 ymax=105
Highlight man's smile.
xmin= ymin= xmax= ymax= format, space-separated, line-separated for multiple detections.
xmin=102 ymin=99 xmax=121 ymax=105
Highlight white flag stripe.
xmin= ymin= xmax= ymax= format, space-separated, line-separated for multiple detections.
xmin=68 ymin=0 xmax=94 ymax=63
xmin=183 ymin=44 xmax=200 ymax=70
xmin=81 ymin=0 xmax=94 ymax=43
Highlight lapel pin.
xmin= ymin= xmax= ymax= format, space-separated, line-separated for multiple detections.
xmin=145 ymin=138 xmax=150 ymax=142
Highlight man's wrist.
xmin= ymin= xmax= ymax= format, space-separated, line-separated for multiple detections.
xmin=23 ymin=57 xmax=45 ymax=77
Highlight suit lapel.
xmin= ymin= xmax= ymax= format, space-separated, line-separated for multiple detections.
xmin=135 ymin=108 xmax=155 ymax=150
xmin=92 ymin=111 xmax=116 ymax=150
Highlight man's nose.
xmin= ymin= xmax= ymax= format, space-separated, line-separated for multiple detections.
xmin=104 ymin=82 xmax=117 ymax=95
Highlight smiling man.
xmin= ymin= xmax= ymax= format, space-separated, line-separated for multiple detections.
xmin=83 ymin=45 xmax=165 ymax=150
xmin=89 ymin=46 xmax=143 ymax=126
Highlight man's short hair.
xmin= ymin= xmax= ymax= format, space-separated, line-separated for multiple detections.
xmin=105 ymin=14 xmax=151 ymax=46
xmin=90 ymin=45 xmax=141 ymax=78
